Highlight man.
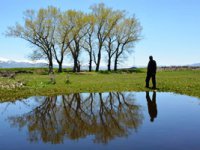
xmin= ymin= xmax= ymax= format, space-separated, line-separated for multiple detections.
xmin=146 ymin=56 xmax=157 ymax=89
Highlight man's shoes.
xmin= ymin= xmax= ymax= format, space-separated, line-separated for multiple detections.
xmin=145 ymin=86 xmax=149 ymax=88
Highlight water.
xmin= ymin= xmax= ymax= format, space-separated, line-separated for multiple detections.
xmin=0 ymin=92 xmax=200 ymax=150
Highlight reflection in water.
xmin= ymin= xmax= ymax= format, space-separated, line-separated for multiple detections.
xmin=146 ymin=91 xmax=157 ymax=122
xmin=7 ymin=92 xmax=143 ymax=144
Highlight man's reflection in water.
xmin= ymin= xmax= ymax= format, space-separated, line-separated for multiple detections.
xmin=146 ymin=91 xmax=157 ymax=122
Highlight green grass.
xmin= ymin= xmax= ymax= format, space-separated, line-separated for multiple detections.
xmin=0 ymin=69 xmax=200 ymax=102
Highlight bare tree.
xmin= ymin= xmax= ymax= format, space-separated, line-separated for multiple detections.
xmin=90 ymin=3 xmax=123 ymax=71
xmin=82 ymin=14 xmax=96 ymax=71
xmin=67 ymin=10 xmax=88 ymax=72
xmin=6 ymin=7 xmax=59 ymax=73
xmin=113 ymin=17 xmax=142 ymax=71
xmin=53 ymin=11 xmax=74 ymax=72
xmin=105 ymin=32 xmax=118 ymax=71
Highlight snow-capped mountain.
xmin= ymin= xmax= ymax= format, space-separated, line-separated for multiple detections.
xmin=190 ymin=63 xmax=200 ymax=67
xmin=0 ymin=59 xmax=47 ymax=68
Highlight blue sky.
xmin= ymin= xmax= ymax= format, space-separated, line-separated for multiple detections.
xmin=0 ymin=0 xmax=200 ymax=66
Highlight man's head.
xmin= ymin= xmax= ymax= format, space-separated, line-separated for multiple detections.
xmin=149 ymin=56 xmax=153 ymax=61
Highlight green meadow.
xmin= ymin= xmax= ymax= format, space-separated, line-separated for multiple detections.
xmin=0 ymin=68 xmax=199 ymax=102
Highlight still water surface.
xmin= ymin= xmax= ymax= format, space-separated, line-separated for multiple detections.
xmin=0 ymin=92 xmax=200 ymax=150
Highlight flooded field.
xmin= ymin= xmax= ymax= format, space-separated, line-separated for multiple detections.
xmin=0 ymin=92 xmax=200 ymax=150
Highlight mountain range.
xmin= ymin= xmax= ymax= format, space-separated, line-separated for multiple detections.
xmin=0 ymin=59 xmax=199 ymax=68
xmin=0 ymin=59 xmax=47 ymax=68
xmin=190 ymin=63 xmax=200 ymax=67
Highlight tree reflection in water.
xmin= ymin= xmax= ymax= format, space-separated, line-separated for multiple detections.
xmin=8 ymin=92 xmax=143 ymax=144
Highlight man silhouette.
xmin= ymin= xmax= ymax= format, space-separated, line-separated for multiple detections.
xmin=145 ymin=56 xmax=157 ymax=89
xmin=146 ymin=91 xmax=157 ymax=122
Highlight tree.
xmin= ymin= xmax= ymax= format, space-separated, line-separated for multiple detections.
xmin=82 ymin=14 xmax=96 ymax=72
xmin=104 ymin=10 xmax=125 ymax=71
xmin=6 ymin=7 xmax=59 ymax=73
xmin=53 ymin=10 xmax=74 ymax=72
xmin=105 ymin=35 xmax=117 ymax=71
xmin=113 ymin=17 xmax=142 ymax=71
xmin=90 ymin=3 xmax=123 ymax=71
xmin=67 ymin=10 xmax=88 ymax=72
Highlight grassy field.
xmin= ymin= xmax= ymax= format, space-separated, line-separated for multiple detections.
xmin=0 ymin=68 xmax=200 ymax=102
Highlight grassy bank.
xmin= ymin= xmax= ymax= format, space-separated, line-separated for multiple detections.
xmin=0 ymin=68 xmax=200 ymax=101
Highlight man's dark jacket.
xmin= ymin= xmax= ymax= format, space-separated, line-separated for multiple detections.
xmin=147 ymin=60 xmax=157 ymax=74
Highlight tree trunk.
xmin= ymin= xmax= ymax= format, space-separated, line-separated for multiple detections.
xmin=95 ymin=51 xmax=101 ymax=71
xmin=48 ymin=59 xmax=53 ymax=74
xmin=107 ymin=57 xmax=111 ymax=71
xmin=89 ymin=52 xmax=92 ymax=72
xmin=73 ymin=57 xmax=78 ymax=72
xmin=58 ymin=62 xmax=62 ymax=73
xmin=114 ymin=56 xmax=118 ymax=71
xmin=95 ymin=44 xmax=102 ymax=72
xmin=77 ymin=60 xmax=81 ymax=72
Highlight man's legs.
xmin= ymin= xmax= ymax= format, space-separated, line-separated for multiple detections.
xmin=145 ymin=74 xmax=151 ymax=88
xmin=152 ymin=74 xmax=156 ymax=89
